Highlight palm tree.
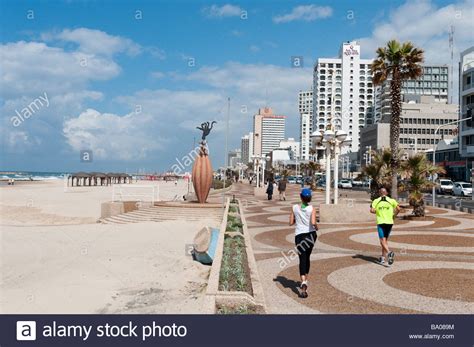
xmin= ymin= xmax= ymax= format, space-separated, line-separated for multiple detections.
xmin=309 ymin=147 xmax=317 ymax=162
xmin=362 ymin=148 xmax=393 ymax=200
xmin=400 ymin=153 xmax=445 ymax=217
xmin=307 ymin=161 xmax=321 ymax=190
xmin=371 ymin=40 xmax=424 ymax=199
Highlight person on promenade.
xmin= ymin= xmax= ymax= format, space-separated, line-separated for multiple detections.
xmin=370 ymin=187 xmax=400 ymax=267
xmin=289 ymin=188 xmax=318 ymax=298
xmin=266 ymin=179 xmax=274 ymax=200
xmin=278 ymin=178 xmax=287 ymax=201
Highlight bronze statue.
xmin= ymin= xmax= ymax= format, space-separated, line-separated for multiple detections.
xmin=192 ymin=121 xmax=217 ymax=203
xmin=196 ymin=121 xmax=216 ymax=141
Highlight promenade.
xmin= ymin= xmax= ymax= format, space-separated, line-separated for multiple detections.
xmin=227 ymin=183 xmax=474 ymax=314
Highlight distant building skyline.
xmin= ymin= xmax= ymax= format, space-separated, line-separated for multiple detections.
xmin=253 ymin=107 xmax=286 ymax=157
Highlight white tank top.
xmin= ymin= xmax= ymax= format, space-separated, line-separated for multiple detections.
xmin=293 ymin=204 xmax=316 ymax=236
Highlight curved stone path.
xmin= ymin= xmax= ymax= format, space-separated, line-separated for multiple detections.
xmin=225 ymin=182 xmax=474 ymax=314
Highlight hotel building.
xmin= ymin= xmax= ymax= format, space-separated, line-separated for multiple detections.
xmin=253 ymin=107 xmax=286 ymax=156
xmin=312 ymin=41 xmax=375 ymax=153
xmin=298 ymin=90 xmax=313 ymax=160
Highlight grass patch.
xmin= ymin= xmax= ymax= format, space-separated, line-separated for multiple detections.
xmin=212 ymin=179 xmax=232 ymax=190
xmin=226 ymin=214 xmax=243 ymax=233
xmin=229 ymin=204 xmax=239 ymax=213
xmin=216 ymin=303 xmax=262 ymax=314
xmin=219 ymin=235 xmax=252 ymax=294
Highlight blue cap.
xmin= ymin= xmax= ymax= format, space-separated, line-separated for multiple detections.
xmin=300 ymin=188 xmax=312 ymax=198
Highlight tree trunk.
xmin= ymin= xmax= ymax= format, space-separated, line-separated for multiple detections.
xmin=390 ymin=72 xmax=402 ymax=199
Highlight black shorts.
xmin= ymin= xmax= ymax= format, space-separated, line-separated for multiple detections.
xmin=377 ymin=224 xmax=393 ymax=239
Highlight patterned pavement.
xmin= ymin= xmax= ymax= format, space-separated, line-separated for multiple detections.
xmin=225 ymin=182 xmax=474 ymax=314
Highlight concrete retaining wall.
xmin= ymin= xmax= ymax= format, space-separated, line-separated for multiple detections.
xmin=204 ymin=198 xmax=266 ymax=313
xmin=399 ymin=197 xmax=473 ymax=214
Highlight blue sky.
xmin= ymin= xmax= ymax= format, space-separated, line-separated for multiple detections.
xmin=1 ymin=0 xmax=472 ymax=173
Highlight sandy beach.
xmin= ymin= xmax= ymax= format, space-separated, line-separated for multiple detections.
xmin=0 ymin=179 xmax=221 ymax=313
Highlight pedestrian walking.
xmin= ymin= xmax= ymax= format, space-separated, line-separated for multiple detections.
xmin=266 ymin=179 xmax=274 ymax=200
xmin=289 ymin=188 xmax=318 ymax=298
xmin=370 ymin=187 xmax=400 ymax=267
xmin=278 ymin=178 xmax=287 ymax=201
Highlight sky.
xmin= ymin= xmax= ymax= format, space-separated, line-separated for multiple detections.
xmin=0 ymin=0 xmax=473 ymax=173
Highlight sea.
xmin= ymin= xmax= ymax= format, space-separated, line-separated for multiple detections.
xmin=0 ymin=171 xmax=68 ymax=181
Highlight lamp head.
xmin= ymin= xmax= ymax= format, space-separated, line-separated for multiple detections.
xmin=323 ymin=129 xmax=335 ymax=141
xmin=335 ymin=130 xmax=347 ymax=142
xmin=310 ymin=131 xmax=323 ymax=146
xmin=342 ymin=137 xmax=352 ymax=146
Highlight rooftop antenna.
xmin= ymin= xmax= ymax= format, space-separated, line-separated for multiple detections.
xmin=449 ymin=25 xmax=455 ymax=104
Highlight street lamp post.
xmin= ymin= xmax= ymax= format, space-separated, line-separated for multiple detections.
xmin=311 ymin=130 xmax=351 ymax=204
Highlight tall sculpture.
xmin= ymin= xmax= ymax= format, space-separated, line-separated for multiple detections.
xmin=192 ymin=121 xmax=216 ymax=203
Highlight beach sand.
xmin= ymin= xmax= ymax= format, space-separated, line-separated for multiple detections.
xmin=0 ymin=180 xmax=219 ymax=314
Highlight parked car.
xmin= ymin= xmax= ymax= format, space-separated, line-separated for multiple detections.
xmin=436 ymin=179 xmax=454 ymax=194
xmin=351 ymin=179 xmax=363 ymax=187
xmin=338 ymin=179 xmax=353 ymax=189
xmin=287 ymin=176 xmax=296 ymax=184
xmin=452 ymin=182 xmax=472 ymax=197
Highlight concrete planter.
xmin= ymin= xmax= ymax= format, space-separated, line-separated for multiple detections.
xmin=205 ymin=198 xmax=266 ymax=313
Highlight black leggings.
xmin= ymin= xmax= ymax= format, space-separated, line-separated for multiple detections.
xmin=295 ymin=231 xmax=317 ymax=276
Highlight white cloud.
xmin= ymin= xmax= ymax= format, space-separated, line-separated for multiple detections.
xmin=202 ymin=4 xmax=243 ymax=18
xmin=273 ymin=5 xmax=333 ymax=23
xmin=150 ymin=71 xmax=165 ymax=79
xmin=230 ymin=30 xmax=244 ymax=37
xmin=0 ymin=41 xmax=120 ymax=99
xmin=357 ymin=0 xmax=473 ymax=63
xmin=249 ymin=45 xmax=260 ymax=52
xmin=356 ymin=0 xmax=473 ymax=101
xmin=63 ymin=109 xmax=164 ymax=160
xmin=42 ymin=28 xmax=141 ymax=56
xmin=0 ymin=29 xmax=139 ymax=156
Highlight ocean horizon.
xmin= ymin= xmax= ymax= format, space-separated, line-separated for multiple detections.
xmin=0 ymin=171 xmax=68 ymax=181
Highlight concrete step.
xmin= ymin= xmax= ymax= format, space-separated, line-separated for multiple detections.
xmin=99 ymin=206 xmax=224 ymax=224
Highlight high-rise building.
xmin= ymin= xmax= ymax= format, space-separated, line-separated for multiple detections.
xmin=227 ymin=149 xmax=241 ymax=168
xmin=240 ymin=132 xmax=254 ymax=165
xmin=279 ymin=138 xmax=300 ymax=160
xmin=362 ymin=95 xmax=458 ymax=162
xmin=459 ymin=46 xmax=474 ymax=168
xmin=298 ymin=90 xmax=313 ymax=160
xmin=312 ymin=41 xmax=375 ymax=153
xmin=375 ymin=65 xmax=450 ymax=122
xmin=253 ymin=107 xmax=286 ymax=156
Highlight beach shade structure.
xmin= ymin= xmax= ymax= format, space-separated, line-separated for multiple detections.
xmin=89 ymin=172 xmax=108 ymax=186
xmin=192 ymin=121 xmax=216 ymax=203
xmin=193 ymin=226 xmax=219 ymax=264
xmin=69 ymin=172 xmax=91 ymax=186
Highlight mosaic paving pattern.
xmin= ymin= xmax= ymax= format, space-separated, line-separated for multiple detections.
xmin=225 ymin=183 xmax=474 ymax=314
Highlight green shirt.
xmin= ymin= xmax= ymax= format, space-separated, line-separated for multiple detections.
xmin=371 ymin=196 xmax=398 ymax=225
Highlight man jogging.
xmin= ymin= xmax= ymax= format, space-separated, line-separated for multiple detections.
xmin=370 ymin=187 xmax=400 ymax=267
xmin=278 ymin=178 xmax=287 ymax=201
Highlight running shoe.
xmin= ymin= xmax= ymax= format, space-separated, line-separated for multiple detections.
xmin=378 ymin=257 xmax=386 ymax=266
xmin=387 ymin=251 xmax=395 ymax=265
xmin=300 ymin=281 xmax=308 ymax=298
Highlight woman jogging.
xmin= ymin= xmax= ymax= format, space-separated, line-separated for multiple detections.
xmin=289 ymin=188 xmax=318 ymax=298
